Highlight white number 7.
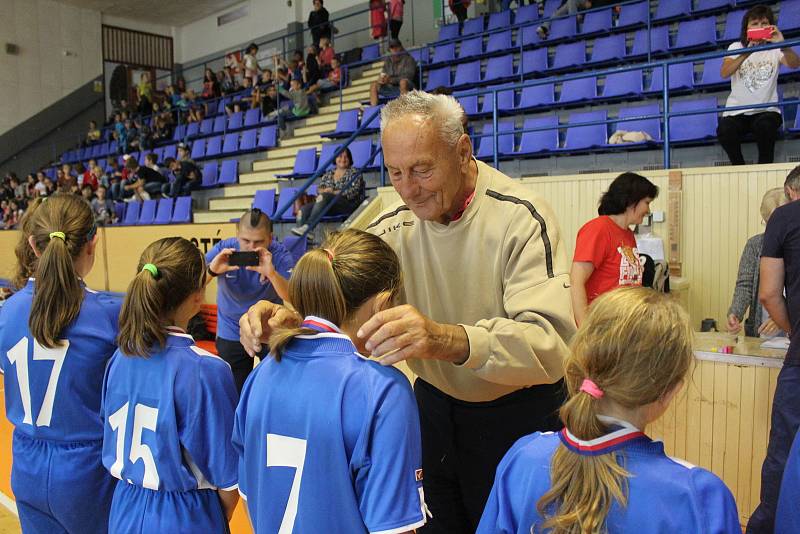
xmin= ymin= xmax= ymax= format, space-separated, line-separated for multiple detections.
xmin=6 ymin=337 xmax=69 ymax=427
xmin=267 ymin=433 xmax=307 ymax=534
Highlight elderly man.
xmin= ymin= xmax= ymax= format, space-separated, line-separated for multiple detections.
xmin=239 ymin=91 xmax=575 ymax=533
xmin=750 ymin=166 xmax=800 ymax=533
xmin=369 ymin=39 xmax=417 ymax=106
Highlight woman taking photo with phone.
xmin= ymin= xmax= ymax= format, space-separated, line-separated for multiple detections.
xmin=717 ymin=4 xmax=800 ymax=166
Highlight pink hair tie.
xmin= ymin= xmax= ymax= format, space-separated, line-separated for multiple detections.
xmin=580 ymin=378 xmax=604 ymax=399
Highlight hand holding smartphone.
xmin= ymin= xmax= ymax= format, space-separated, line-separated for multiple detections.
xmin=228 ymin=251 xmax=260 ymax=267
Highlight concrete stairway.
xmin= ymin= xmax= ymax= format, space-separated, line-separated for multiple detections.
xmin=194 ymin=62 xmax=383 ymax=224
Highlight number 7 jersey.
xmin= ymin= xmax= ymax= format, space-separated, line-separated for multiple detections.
xmin=0 ymin=280 xmax=121 ymax=441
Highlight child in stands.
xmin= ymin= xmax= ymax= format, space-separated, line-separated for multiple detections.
xmin=102 ymin=237 xmax=239 ymax=533
xmin=477 ymin=287 xmax=740 ymax=534
xmin=0 ymin=193 xmax=120 ymax=533
xmin=233 ymin=229 xmax=427 ymax=533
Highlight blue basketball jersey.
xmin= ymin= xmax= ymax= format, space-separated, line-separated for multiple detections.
xmin=206 ymin=237 xmax=295 ymax=341
xmin=477 ymin=420 xmax=741 ymax=534
xmin=232 ymin=316 xmax=427 ymax=534
xmin=101 ymin=329 xmax=238 ymax=493
xmin=777 ymin=429 xmax=800 ymax=533
xmin=0 ymin=280 xmax=121 ymax=441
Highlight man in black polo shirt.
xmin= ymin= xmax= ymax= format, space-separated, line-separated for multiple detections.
xmin=122 ymin=157 xmax=167 ymax=199
xmin=749 ymin=165 xmax=800 ymax=533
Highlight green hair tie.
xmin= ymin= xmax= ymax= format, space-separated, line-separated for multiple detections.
xmin=141 ymin=263 xmax=159 ymax=278
xmin=49 ymin=231 xmax=66 ymax=242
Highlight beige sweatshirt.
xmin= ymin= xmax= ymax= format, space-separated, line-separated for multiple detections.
xmin=366 ymin=160 xmax=576 ymax=402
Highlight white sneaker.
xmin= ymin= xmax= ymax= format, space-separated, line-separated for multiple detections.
xmin=291 ymin=224 xmax=308 ymax=236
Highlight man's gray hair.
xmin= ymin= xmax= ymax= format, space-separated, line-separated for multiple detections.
xmin=380 ymin=91 xmax=466 ymax=146
xmin=786 ymin=164 xmax=800 ymax=192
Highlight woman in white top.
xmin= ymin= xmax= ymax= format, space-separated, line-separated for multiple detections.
xmin=717 ymin=5 xmax=800 ymax=165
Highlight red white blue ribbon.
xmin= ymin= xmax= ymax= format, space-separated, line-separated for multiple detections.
xmin=558 ymin=417 xmax=650 ymax=457
xmin=300 ymin=316 xmax=342 ymax=334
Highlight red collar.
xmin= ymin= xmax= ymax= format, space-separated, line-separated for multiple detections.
xmin=450 ymin=189 xmax=476 ymax=223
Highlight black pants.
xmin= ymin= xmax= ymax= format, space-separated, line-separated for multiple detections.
xmin=298 ymin=193 xmax=358 ymax=226
xmin=389 ymin=19 xmax=403 ymax=40
xmin=451 ymin=2 xmax=468 ymax=24
xmin=717 ymin=111 xmax=782 ymax=165
xmin=414 ymin=378 xmax=565 ymax=533
xmin=216 ymin=337 xmax=256 ymax=394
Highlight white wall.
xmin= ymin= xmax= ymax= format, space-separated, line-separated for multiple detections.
xmin=0 ymin=0 xmax=102 ymax=135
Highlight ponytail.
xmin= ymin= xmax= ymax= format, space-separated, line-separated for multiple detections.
xmin=117 ymin=237 xmax=206 ymax=357
xmin=13 ymin=197 xmax=46 ymax=289
xmin=269 ymin=229 xmax=401 ymax=361
xmin=28 ymin=194 xmax=95 ymax=348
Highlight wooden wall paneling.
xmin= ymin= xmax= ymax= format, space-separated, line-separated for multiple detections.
xmin=723 ymin=364 xmax=742 ymax=497
xmin=737 ymin=365 xmax=756 ymax=514
xmin=711 ymin=361 xmax=729 ymax=476
xmin=699 ymin=360 xmax=716 ymax=470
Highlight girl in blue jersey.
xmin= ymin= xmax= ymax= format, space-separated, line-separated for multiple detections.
xmin=233 ymin=229 xmax=427 ymax=533
xmin=0 ymin=193 xmax=120 ymax=534
xmin=102 ymin=237 xmax=239 ymax=534
xmin=477 ymin=287 xmax=741 ymax=534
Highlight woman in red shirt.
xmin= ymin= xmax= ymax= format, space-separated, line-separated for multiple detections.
xmin=571 ymin=172 xmax=659 ymax=325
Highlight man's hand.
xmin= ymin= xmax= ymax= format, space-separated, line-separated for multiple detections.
xmin=209 ymin=248 xmax=239 ymax=275
xmin=357 ymin=304 xmax=470 ymax=366
xmin=727 ymin=313 xmax=742 ymax=334
xmin=246 ymin=247 xmax=275 ymax=283
xmin=239 ymin=301 xmax=301 ymax=357
xmin=759 ymin=318 xmax=781 ymax=337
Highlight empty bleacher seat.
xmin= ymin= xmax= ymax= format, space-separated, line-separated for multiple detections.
xmin=218 ymin=160 xmax=238 ymax=185
xmin=480 ymin=85 xmax=516 ymax=114
xmin=616 ymin=103 xmax=662 ymax=142
xmin=551 ymin=41 xmax=586 ymax=71
xmin=114 ymin=202 xmax=126 ymax=224
xmin=457 ymin=94 xmax=479 ymax=116
xmin=672 ymin=17 xmax=718 ymax=50
xmin=223 ymin=133 xmax=239 ymax=155
xmin=515 ymin=4 xmax=540 ymax=24
xmin=257 ymin=126 xmax=278 ymax=149
xmin=275 ymin=187 xmax=299 ymax=221
xmin=454 ymin=60 xmax=482 ymax=87
xmin=698 ymin=57 xmax=726 ymax=87
xmin=185 ymin=122 xmax=200 ymax=138
xmin=326 ymin=109 xmax=360 ymax=139
xmin=484 ymin=55 xmax=514 ymax=83
xmin=462 ymin=17 xmax=484 ymax=36
xmin=409 ymin=47 xmax=430 ymax=64
xmin=361 ymin=105 xmax=383 ymax=131
xmin=433 ymin=42 xmax=456 ymax=64
xmin=519 ymin=48 xmax=548 ymax=76
xmin=721 ymin=10 xmax=746 ymax=42
xmin=282 ymin=235 xmax=308 ymax=263
xmin=200 ymin=118 xmax=214 ymax=135
xmin=154 ymin=198 xmax=174 ymax=224
xmin=213 ymin=115 xmax=226 ymax=133
xmin=589 ymin=34 xmax=626 ymax=64
xmin=779 ymin=0 xmax=800 ymax=33
xmin=543 ymin=0 xmax=561 ymax=17
xmin=602 ymin=69 xmax=644 ymax=98
xmin=694 ymin=0 xmax=732 ymax=13
xmin=205 ymin=135 xmax=223 ymax=158
xmin=123 ymin=201 xmax=141 ymax=225
xmin=350 ymin=139 xmax=375 ymax=169
xmin=280 ymin=147 xmax=317 ymax=178
xmin=253 ymin=189 xmax=277 ymax=218
xmin=548 ymin=15 xmax=577 ymax=41
xmin=458 ymin=36 xmax=483 ymax=60
xmin=137 ymin=200 xmax=157 ymax=225
xmin=582 ymin=8 xmax=613 ymax=35
xmin=476 ymin=121 xmax=515 ymax=158
xmin=564 ymin=110 xmax=608 ymax=150
xmin=217 ymin=98 xmax=229 ymax=115
xmin=172 ymin=196 xmax=192 ymax=223
xmin=316 ymin=144 xmax=341 ymax=173
xmin=520 ymin=25 xmax=543 ymax=47
xmin=648 ymin=63 xmax=695 ymax=92
xmin=425 ymin=67 xmax=451 ymax=91
xmin=515 ymin=116 xmax=560 ymax=155
xmin=669 ymin=98 xmax=719 ymax=142
xmin=190 ymin=139 xmax=205 ymax=160
xmin=362 ymin=43 xmax=380 ymax=62
xmin=630 ymin=26 xmax=670 ymax=57
xmin=228 ymin=111 xmax=244 ymax=131
xmin=488 ymin=10 xmax=512 ymax=30
xmin=244 ymin=108 xmax=261 ymax=127
xmin=486 ymin=30 xmax=513 ymax=54
xmin=558 ymin=76 xmax=597 ymax=104
xmin=517 ymin=83 xmax=555 ymax=110
xmin=202 ymin=162 xmax=219 ymax=187
xmin=240 ymin=129 xmax=258 ymax=151
xmin=654 ymin=0 xmax=691 ymax=21
xmin=163 ymin=144 xmax=177 ymax=160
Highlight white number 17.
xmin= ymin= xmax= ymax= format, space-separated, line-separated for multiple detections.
xmin=7 ymin=337 xmax=69 ymax=427
xmin=267 ymin=433 xmax=307 ymax=534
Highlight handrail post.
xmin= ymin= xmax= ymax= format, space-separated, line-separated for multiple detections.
xmin=492 ymin=89 xmax=499 ymax=170
xmin=647 ymin=0 xmax=652 ymax=64
xmin=662 ymin=62 xmax=670 ymax=170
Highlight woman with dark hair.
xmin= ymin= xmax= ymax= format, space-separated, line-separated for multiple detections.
xmin=201 ymin=68 xmax=221 ymax=99
xmin=570 ymin=172 xmax=659 ymax=326
xmin=292 ymin=147 xmax=365 ymax=235
xmin=717 ymin=4 xmax=800 ymax=165
xmin=308 ymin=0 xmax=331 ymax=47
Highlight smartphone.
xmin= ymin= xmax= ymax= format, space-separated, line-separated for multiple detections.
xmin=228 ymin=251 xmax=259 ymax=267
xmin=747 ymin=27 xmax=774 ymax=41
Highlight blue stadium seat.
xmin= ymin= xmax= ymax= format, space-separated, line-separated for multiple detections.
xmin=581 ymin=8 xmax=612 ymax=35
xmin=550 ymin=41 xmax=586 ymax=70
xmin=202 ymin=162 xmax=219 ymax=187
xmin=153 ymin=147 xmax=164 ymax=162
xmin=205 ymin=135 xmax=223 ymax=158
xmin=488 ymin=10 xmax=512 ymax=31
xmin=588 ymin=34 xmax=626 ymax=64
xmin=563 ymin=110 xmax=608 ymax=150
xmin=548 ymin=15 xmax=577 ymax=41
xmin=519 ymin=48 xmax=549 ymax=76
xmin=458 ymin=36 xmax=483 ymax=60
xmin=275 ymin=187 xmax=299 ymax=221
xmin=217 ymin=98 xmax=229 ymax=115
xmin=222 ymin=133 xmax=239 ymax=155
xmin=721 ymin=10 xmax=746 ymax=42
xmin=253 ymin=189 xmax=276 ymax=218
xmin=517 ymin=83 xmax=555 ymax=110
xmin=282 ymin=235 xmax=308 ymax=263
xmin=476 ymin=121 xmax=515 ymax=159
xmin=154 ymin=198 xmax=173 ymax=224
xmin=515 ymin=4 xmax=540 ymax=24
xmin=218 ymin=160 xmax=238 ymax=185
xmin=362 ymin=43 xmax=380 ymax=62
xmin=648 ymin=63 xmax=695 ymax=92
xmin=324 ymin=109 xmax=359 ymax=138
xmin=453 ymin=60 xmax=482 ymax=88
xmin=630 ymin=26 xmax=670 ymax=57
xmin=694 ymin=0 xmax=732 ymax=13
xmin=698 ymin=57 xmax=726 ymax=87
xmin=616 ymin=103 xmax=662 ymax=142
xmin=779 ymin=0 xmax=800 ymax=33
xmin=433 ymin=42 xmax=456 ymax=64
xmin=654 ymin=0 xmax=691 ymax=21
xmin=425 ymin=67 xmax=452 ymax=91
xmin=138 ymin=151 xmax=150 ymax=166
xmin=601 ymin=69 xmax=644 ymax=98
xmin=438 ymin=22 xmax=460 ymax=41
xmin=669 ymin=98 xmax=719 ymax=142
xmin=137 ymin=200 xmax=157 ymax=225
xmin=190 ymin=139 xmax=205 ymax=160
xmin=672 ymin=17 xmax=717 ymax=50
xmin=457 ymin=94 xmax=479 ymax=116
xmin=244 ymin=108 xmax=261 ymax=127
xmin=240 ymin=129 xmax=258 ymax=151
xmin=515 ymin=116 xmax=560 ymax=155
xmin=409 ymin=47 xmax=430 ymax=64
xmin=486 ymin=30 xmax=513 ymax=54
xmin=349 ymin=139 xmax=374 ymax=169
xmin=557 ymin=76 xmax=597 ymax=104
xmin=462 ymin=17 xmax=485 ymax=36
xmin=172 ymin=125 xmax=186 ymax=142
xmin=520 ymin=25 xmax=544 ymax=47
xmin=543 ymin=0 xmax=561 ymax=17
xmin=316 ymin=144 xmax=342 ymax=173
xmin=213 ymin=115 xmax=226 ymax=133
xmin=257 ymin=126 xmax=278 ymax=149
xmin=361 ymin=104 xmax=383 ymax=131
xmin=228 ymin=111 xmax=244 ymax=131
xmin=480 ymin=85 xmax=516 ymax=114
xmin=172 ymin=196 xmax=192 ymax=223
xmin=185 ymin=122 xmax=200 ymax=139
xmin=484 ymin=55 xmax=514 ymax=83
xmin=278 ymin=147 xmax=317 ymax=178
xmin=123 ymin=201 xmax=141 ymax=225
xmin=113 ymin=201 xmax=126 ymax=224
xmin=199 ymin=118 xmax=214 ymax=136
xmin=163 ymin=144 xmax=177 ymax=161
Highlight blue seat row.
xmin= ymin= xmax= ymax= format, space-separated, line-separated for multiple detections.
xmin=116 ymin=196 xmax=193 ymax=225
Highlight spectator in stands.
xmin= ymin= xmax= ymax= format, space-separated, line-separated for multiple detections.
xmin=9 ymin=174 xmax=24 ymax=201
xmin=152 ymin=115 xmax=173 ymax=143
xmin=91 ymin=185 xmax=115 ymax=225
xmin=206 ymin=209 xmax=294 ymax=392
xmin=718 ymin=5 xmax=800 ymax=166
xmin=292 ymin=147 xmax=365 ymax=235
xmin=243 ymin=43 xmax=261 ymax=86
xmin=80 ymin=184 xmax=94 ymax=203
xmin=85 ymin=120 xmax=101 ymax=146
xmin=24 ymin=174 xmax=36 ymax=199
xmin=137 ymin=71 xmax=153 ymax=115
xmin=251 ymin=84 xmax=279 ymax=117
xmin=163 ymin=156 xmax=201 ymax=198
xmin=202 ymin=68 xmax=221 ymax=99
xmin=219 ymin=68 xmax=236 ymax=95
xmin=570 ymin=172 xmax=658 ymax=326
xmin=176 ymin=76 xmax=187 ymax=94
xmin=369 ymin=39 xmax=417 ymax=106
xmin=389 ymin=0 xmax=404 ymax=40
xmin=107 ymin=158 xmax=123 ymax=190
xmin=308 ymin=0 xmax=332 ymax=47
xmin=750 ymin=166 xmax=800 ymax=533
xmin=144 ymin=153 xmax=163 ymax=175
xmin=304 ymin=45 xmax=322 ymax=88
xmin=122 ymin=157 xmax=167 ymax=200
xmin=43 ymin=177 xmax=55 ymax=197
xmin=58 ymin=165 xmax=77 ymax=194
xmin=449 ymin=0 xmax=470 ymax=28
xmin=124 ymin=119 xmax=139 ymax=151
xmin=318 ymin=36 xmax=335 ymax=74
xmin=136 ymin=117 xmax=152 ymax=150
xmin=3 ymin=200 xmax=22 ymax=230
xmin=268 ymin=78 xmax=313 ymax=131
xmin=88 ymin=165 xmax=104 ymax=191
xmin=728 ymin=187 xmax=786 ymax=338
xmin=370 ymin=0 xmax=388 ymax=39
xmin=187 ymin=105 xmax=205 ymax=124
xmin=307 ymin=56 xmax=343 ymax=93
xmin=258 ymin=69 xmax=273 ymax=86
xmin=34 ymin=172 xmax=47 ymax=197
